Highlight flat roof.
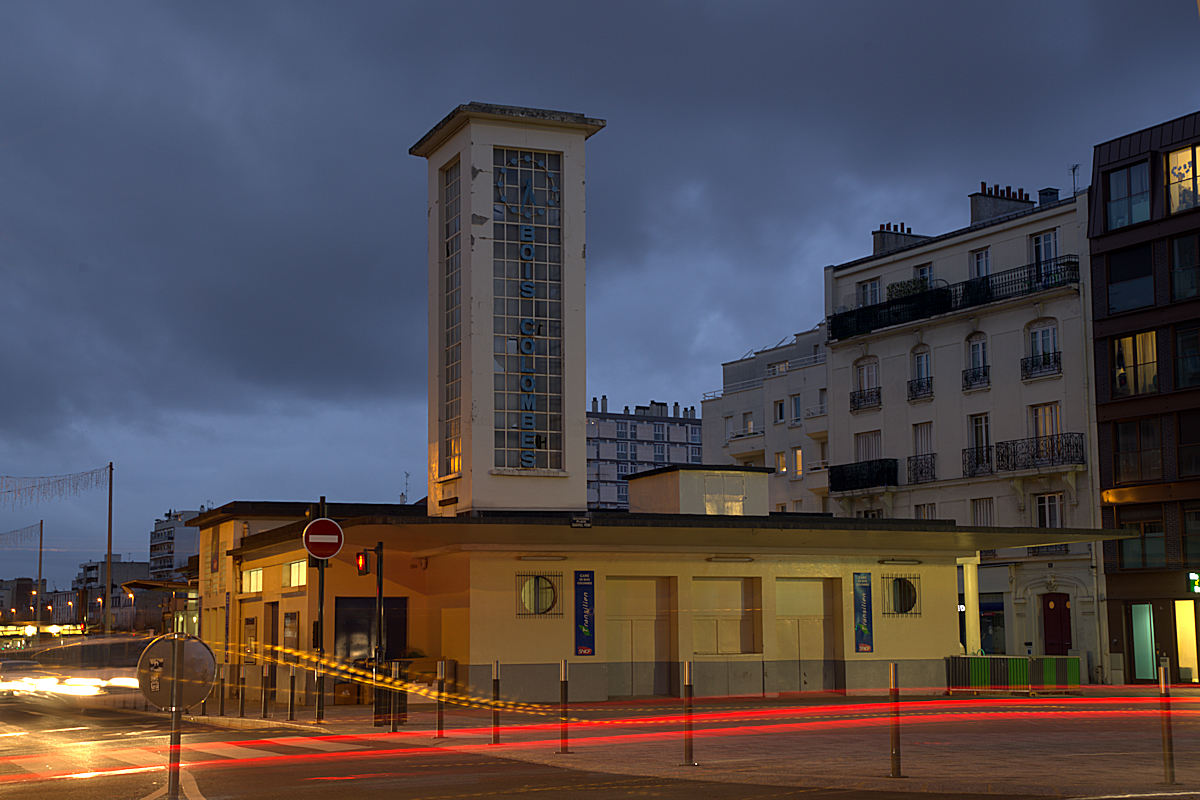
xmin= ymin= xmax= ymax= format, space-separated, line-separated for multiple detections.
xmin=410 ymin=102 xmax=607 ymax=158
xmin=225 ymin=509 xmax=1122 ymax=561
xmin=628 ymin=464 xmax=774 ymax=480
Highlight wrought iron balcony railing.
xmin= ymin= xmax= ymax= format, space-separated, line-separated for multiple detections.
xmin=907 ymin=453 xmax=937 ymax=484
xmin=963 ymin=445 xmax=994 ymax=477
xmin=907 ymin=376 xmax=933 ymax=401
xmin=995 ymin=433 xmax=1086 ymax=471
xmin=829 ymin=458 xmax=898 ymax=492
xmin=1021 ymin=351 xmax=1062 ymax=379
xmin=828 ymin=254 xmax=1080 ymax=341
xmin=962 ymin=365 xmax=990 ymax=390
xmin=849 ymin=387 xmax=881 ymax=411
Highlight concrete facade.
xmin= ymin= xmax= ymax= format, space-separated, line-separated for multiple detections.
xmin=822 ymin=183 xmax=1106 ymax=679
xmin=149 ymin=508 xmax=199 ymax=581
xmin=411 ymin=104 xmax=604 ymax=516
xmin=586 ymin=397 xmax=701 ymax=509
xmin=701 ymin=325 xmax=830 ymax=513
xmin=191 ymin=495 xmax=1106 ymax=704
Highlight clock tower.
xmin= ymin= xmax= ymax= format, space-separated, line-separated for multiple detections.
xmin=410 ymin=103 xmax=605 ymax=516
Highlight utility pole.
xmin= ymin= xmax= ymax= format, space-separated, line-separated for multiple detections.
xmin=35 ymin=520 xmax=42 ymax=644
xmin=105 ymin=461 xmax=113 ymax=635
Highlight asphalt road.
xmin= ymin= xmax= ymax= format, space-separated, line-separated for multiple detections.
xmin=0 ymin=699 xmax=1060 ymax=800
xmin=0 ymin=694 xmax=1195 ymax=800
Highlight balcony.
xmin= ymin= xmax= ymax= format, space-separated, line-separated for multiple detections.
xmin=849 ymin=387 xmax=881 ymax=411
xmin=804 ymin=402 xmax=827 ymax=418
xmin=963 ymin=446 xmax=995 ymax=477
xmin=828 ymin=254 xmax=1080 ymax=341
xmin=703 ymin=352 xmax=827 ymax=400
xmin=995 ymin=433 xmax=1086 ymax=471
xmin=907 ymin=377 xmax=933 ymax=401
xmin=1021 ymin=351 xmax=1062 ymax=379
xmin=907 ymin=453 xmax=937 ymax=484
xmin=829 ymin=458 xmax=898 ymax=492
xmin=962 ymin=365 xmax=990 ymax=391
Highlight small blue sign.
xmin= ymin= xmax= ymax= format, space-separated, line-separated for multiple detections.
xmin=853 ymin=572 xmax=873 ymax=653
xmin=575 ymin=571 xmax=595 ymax=656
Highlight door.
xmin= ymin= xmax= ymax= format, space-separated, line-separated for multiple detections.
xmin=774 ymin=578 xmax=841 ymax=691
xmin=265 ymin=602 xmax=279 ymax=691
xmin=1041 ymin=593 xmax=1071 ymax=655
xmin=606 ymin=577 xmax=674 ymax=697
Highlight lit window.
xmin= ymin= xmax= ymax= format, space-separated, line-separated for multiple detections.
xmin=1107 ymin=162 xmax=1150 ymax=229
xmin=1113 ymin=331 xmax=1158 ymax=397
xmin=793 ymin=447 xmax=803 ymax=477
xmin=775 ymin=451 xmax=787 ymax=474
xmin=914 ymin=503 xmax=936 ymax=520
xmin=282 ymin=560 xmax=307 ymax=589
xmin=241 ymin=568 xmax=263 ymax=594
xmin=1167 ymin=145 xmax=1199 ymax=215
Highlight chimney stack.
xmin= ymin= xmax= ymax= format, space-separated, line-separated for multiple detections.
xmin=970 ymin=180 xmax=1034 ymax=224
xmin=601 ymin=394 xmax=608 ymax=413
xmin=591 ymin=396 xmax=598 ymax=412
xmin=673 ymin=402 xmax=680 ymax=417
xmin=1038 ymin=187 xmax=1060 ymax=206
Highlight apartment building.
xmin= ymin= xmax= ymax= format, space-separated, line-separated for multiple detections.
xmin=149 ymin=508 xmax=199 ymax=581
xmin=823 ymin=182 xmax=1104 ymax=676
xmin=700 ymin=325 xmax=830 ymax=512
xmin=586 ymin=397 xmax=701 ymax=508
xmin=1089 ymin=110 xmax=1200 ymax=684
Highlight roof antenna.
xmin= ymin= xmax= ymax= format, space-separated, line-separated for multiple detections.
xmin=1070 ymin=164 xmax=1080 ymax=196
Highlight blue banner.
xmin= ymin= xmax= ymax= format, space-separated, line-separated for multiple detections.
xmin=853 ymin=572 xmax=873 ymax=653
xmin=575 ymin=570 xmax=595 ymax=656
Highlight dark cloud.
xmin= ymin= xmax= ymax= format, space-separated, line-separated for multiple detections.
xmin=0 ymin=0 xmax=1196 ymax=584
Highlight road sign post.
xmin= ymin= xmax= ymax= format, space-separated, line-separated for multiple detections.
xmin=136 ymin=633 xmax=216 ymax=800
xmin=302 ymin=509 xmax=343 ymax=724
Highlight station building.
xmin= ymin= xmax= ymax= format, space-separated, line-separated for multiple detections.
xmin=193 ymin=103 xmax=1114 ymax=704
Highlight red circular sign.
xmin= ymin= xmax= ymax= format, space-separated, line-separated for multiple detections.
xmin=302 ymin=518 xmax=344 ymax=559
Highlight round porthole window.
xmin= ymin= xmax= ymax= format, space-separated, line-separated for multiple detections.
xmin=520 ymin=576 xmax=557 ymax=614
xmin=891 ymin=578 xmax=917 ymax=614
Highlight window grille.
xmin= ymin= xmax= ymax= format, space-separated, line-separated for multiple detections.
xmin=881 ymin=574 xmax=921 ymax=616
xmin=515 ymin=572 xmax=563 ymax=617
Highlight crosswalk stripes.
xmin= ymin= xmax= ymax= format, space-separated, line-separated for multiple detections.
xmin=185 ymin=742 xmax=280 ymax=760
xmin=9 ymin=756 xmax=56 ymax=775
xmin=260 ymin=737 xmax=365 ymax=753
xmin=106 ymin=748 xmax=166 ymax=767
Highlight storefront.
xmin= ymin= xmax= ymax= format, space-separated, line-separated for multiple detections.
xmin=1106 ymin=571 xmax=1200 ymax=683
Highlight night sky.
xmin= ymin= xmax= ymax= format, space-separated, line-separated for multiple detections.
xmin=2 ymin=1 xmax=1197 ymax=587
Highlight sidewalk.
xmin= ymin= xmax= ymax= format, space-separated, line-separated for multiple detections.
xmin=186 ymin=687 xmax=1200 ymax=797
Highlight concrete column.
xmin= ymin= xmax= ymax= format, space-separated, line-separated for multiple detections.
xmin=959 ymin=555 xmax=982 ymax=655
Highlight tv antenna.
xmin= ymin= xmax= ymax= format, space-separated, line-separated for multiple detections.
xmin=1070 ymin=164 xmax=1080 ymax=196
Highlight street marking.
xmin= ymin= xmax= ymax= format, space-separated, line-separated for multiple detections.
xmin=107 ymin=748 xmax=165 ymax=767
xmin=262 ymin=737 xmax=364 ymax=752
xmin=186 ymin=742 xmax=278 ymax=760
xmin=42 ymin=726 xmax=88 ymax=733
xmin=10 ymin=756 xmax=54 ymax=774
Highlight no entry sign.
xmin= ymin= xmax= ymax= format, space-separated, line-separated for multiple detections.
xmin=303 ymin=517 xmax=344 ymax=560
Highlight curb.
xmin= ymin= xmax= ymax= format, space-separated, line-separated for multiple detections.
xmin=184 ymin=714 xmax=328 ymax=732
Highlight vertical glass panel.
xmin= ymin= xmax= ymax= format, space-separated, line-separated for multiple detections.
xmin=1175 ymin=600 xmax=1199 ymax=683
xmin=1173 ymin=235 xmax=1199 ymax=301
xmin=1132 ymin=604 xmax=1157 ymax=681
xmin=1168 ymin=148 xmax=1197 ymax=214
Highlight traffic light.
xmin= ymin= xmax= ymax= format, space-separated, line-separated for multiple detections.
xmin=356 ymin=549 xmax=372 ymax=576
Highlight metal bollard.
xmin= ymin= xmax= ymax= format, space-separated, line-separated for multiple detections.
xmin=397 ymin=662 xmax=408 ymax=726
xmin=315 ymin=665 xmax=324 ymax=722
xmin=389 ymin=662 xmax=399 ymax=733
xmin=558 ymin=659 xmax=571 ymax=754
xmin=287 ymin=665 xmax=296 ymax=721
xmin=218 ymin=665 xmax=226 ymax=716
xmin=434 ymin=660 xmax=446 ymax=738
xmin=1160 ymin=660 xmax=1175 ymax=785
xmin=1027 ymin=654 xmax=1035 ymax=697
xmin=682 ymin=660 xmax=696 ymax=766
xmin=889 ymin=662 xmax=902 ymax=779
xmin=491 ymin=660 xmax=500 ymax=745
xmin=261 ymin=665 xmax=270 ymax=719
xmin=237 ymin=664 xmax=246 ymax=718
